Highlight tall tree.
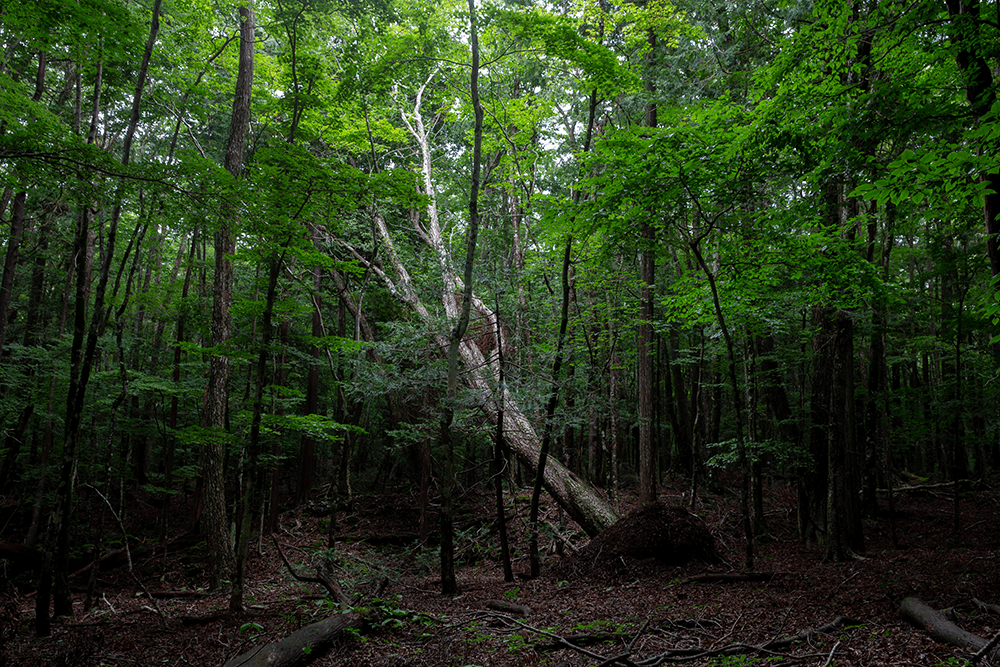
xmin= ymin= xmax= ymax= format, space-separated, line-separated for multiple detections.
xmin=203 ymin=0 xmax=255 ymax=589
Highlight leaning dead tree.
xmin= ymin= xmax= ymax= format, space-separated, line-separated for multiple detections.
xmin=327 ymin=68 xmax=618 ymax=537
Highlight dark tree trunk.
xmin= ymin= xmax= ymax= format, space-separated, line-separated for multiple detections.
xmin=45 ymin=1 xmax=160 ymax=628
xmin=298 ymin=266 xmax=322 ymax=505
xmin=825 ymin=309 xmax=865 ymax=561
xmin=439 ymin=0 xmax=483 ymax=594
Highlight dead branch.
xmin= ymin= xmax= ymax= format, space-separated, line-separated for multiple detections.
xmin=973 ymin=598 xmax=1000 ymax=617
xmin=146 ymin=590 xmax=210 ymax=599
xmin=534 ymin=631 xmax=627 ymax=651
xmin=273 ymin=538 xmax=349 ymax=605
xmin=640 ymin=615 xmax=863 ymax=665
xmin=761 ymin=615 xmax=864 ymax=651
xmin=972 ymin=629 xmax=1000 ymax=665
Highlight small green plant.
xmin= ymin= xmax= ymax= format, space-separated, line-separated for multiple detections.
xmin=504 ymin=587 xmax=520 ymax=602
xmin=502 ymin=632 xmax=530 ymax=653
xmin=238 ymin=621 xmax=264 ymax=641
xmin=356 ymin=595 xmax=436 ymax=633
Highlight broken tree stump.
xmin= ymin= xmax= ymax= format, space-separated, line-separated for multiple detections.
xmin=899 ymin=597 xmax=1000 ymax=661
xmin=221 ymin=611 xmax=362 ymax=667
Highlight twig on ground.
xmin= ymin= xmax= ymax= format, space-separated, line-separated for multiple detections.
xmin=819 ymin=641 xmax=840 ymax=667
xmin=629 ymin=620 xmax=650 ymax=653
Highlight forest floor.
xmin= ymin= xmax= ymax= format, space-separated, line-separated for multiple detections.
xmin=4 ymin=474 xmax=1000 ymax=667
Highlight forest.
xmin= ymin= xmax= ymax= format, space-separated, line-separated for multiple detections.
xmin=1 ymin=0 xmax=1000 ymax=664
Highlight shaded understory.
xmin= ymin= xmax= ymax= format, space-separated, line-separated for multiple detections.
xmin=4 ymin=476 xmax=1000 ymax=666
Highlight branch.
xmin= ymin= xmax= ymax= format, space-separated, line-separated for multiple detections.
xmin=272 ymin=538 xmax=349 ymax=605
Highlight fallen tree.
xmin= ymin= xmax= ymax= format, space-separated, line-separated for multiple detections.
xmin=221 ymin=612 xmax=362 ymax=667
xmin=321 ymin=67 xmax=619 ymax=537
xmin=899 ymin=597 xmax=1000 ymax=663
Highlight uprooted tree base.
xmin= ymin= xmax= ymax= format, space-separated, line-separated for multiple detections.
xmin=4 ymin=481 xmax=1000 ymax=666
xmin=565 ymin=502 xmax=724 ymax=574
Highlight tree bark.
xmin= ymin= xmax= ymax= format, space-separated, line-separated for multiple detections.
xmin=203 ymin=0 xmax=255 ymax=588
xmin=900 ymin=597 xmax=1000 ymax=661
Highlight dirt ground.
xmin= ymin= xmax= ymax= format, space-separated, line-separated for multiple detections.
xmin=4 ymin=475 xmax=1000 ymax=667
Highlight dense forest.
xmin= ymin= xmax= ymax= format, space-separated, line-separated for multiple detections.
xmin=1 ymin=0 xmax=999 ymax=651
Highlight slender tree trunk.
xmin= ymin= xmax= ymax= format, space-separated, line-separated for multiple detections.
xmin=232 ymin=251 xmax=283 ymax=611
xmin=298 ymin=266 xmax=322 ymax=505
xmin=689 ymin=239 xmax=753 ymax=570
xmin=944 ymin=0 xmax=1000 ymax=281
xmin=44 ymin=3 xmax=160 ymax=629
xmin=493 ymin=299 xmax=513 ymax=583
xmin=439 ymin=0 xmax=483 ymax=594
xmin=638 ymin=29 xmax=658 ymax=506
xmin=528 ymin=242 xmax=573 ymax=577
xmin=825 ymin=309 xmax=865 ymax=561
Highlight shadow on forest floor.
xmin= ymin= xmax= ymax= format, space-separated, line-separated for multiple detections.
xmin=3 ymin=475 xmax=1000 ymax=666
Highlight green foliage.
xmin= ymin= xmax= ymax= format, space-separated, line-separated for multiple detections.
xmin=500 ymin=9 xmax=640 ymax=97
xmin=353 ymin=595 xmax=436 ymax=632
xmin=706 ymin=439 xmax=811 ymax=473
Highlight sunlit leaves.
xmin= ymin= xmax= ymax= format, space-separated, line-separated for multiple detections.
xmin=500 ymin=9 xmax=639 ymax=97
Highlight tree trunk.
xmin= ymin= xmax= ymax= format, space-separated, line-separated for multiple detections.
xmin=44 ymin=1 xmax=160 ymax=628
xmin=337 ymin=76 xmax=619 ymax=539
xmin=439 ymin=0 xmax=483 ymax=594
xmin=528 ymin=241 xmax=573 ymax=577
xmin=493 ymin=299 xmax=514 ymax=583
xmin=825 ymin=309 xmax=865 ymax=561
xmin=944 ymin=0 xmax=1000 ymax=281
xmin=298 ymin=266 xmax=322 ymax=505
xmin=203 ymin=0 xmax=254 ymax=588
xmin=637 ymin=30 xmax=658 ymax=507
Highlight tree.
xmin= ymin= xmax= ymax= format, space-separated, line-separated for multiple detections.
xmin=203 ymin=0 xmax=255 ymax=590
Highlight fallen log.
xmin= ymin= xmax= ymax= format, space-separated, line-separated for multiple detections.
xmin=899 ymin=597 xmax=1000 ymax=661
xmin=221 ymin=611 xmax=362 ymax=667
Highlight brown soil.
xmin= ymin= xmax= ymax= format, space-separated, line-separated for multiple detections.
xmin=4 ymin=477 xmax=1000 ymax=667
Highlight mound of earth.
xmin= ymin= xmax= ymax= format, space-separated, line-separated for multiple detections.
xmin=572 ymin=502 xmax=722 ymax=570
